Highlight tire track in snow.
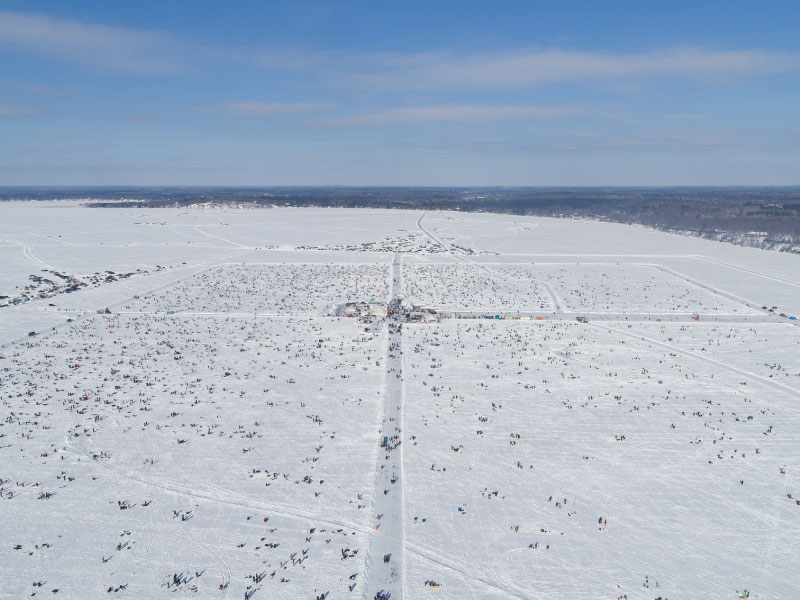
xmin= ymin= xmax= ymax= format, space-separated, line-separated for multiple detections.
xmin=192 ymin=226 xmax=251 ymax=249
xmin=590 ymin=323 xmax=800 ymax=412
xmin=406 ymin=542 xmax=534 ymax=600
xmin=696 ymin=256 xmax=800 ymax=287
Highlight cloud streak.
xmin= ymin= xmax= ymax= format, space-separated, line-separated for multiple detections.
xmin=1 ymin=10 xmax=795 ymax=90
xmin=225 ymin=102 xmax=331 ymax=116
xmin=344 ymin=48 xmax=798 ymax=90
xmin=0 ymin=104 xmax=38 ymax=117
xmin=322 ymin=104 xmax=591 ymax=127
xmin=0 ymin=10 xmax=181 ymax=73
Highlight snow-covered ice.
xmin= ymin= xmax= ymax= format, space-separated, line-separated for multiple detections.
xmin=126 ymin=263 xmax=391 ymax=316
xmin=1 ymin=202 xmax=799 ymax=600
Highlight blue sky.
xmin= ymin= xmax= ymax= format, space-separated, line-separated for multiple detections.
xmin=1 ymin=1 xmax=798 ymax=185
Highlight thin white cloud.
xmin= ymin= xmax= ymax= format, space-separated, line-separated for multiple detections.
xmin=0 ymin=104 xmax=38 ymax=117
xmin=0 ymin=10 xmax=181 ymax=73
xmin=322 ymin=104 xmax=590 ymax=127
xmin=225 ymin=102 xmax=330 ymax=116
xmin=0 ymin=77 xmax=55 ymax=94
xmin=1 ymin=10 xmax=794 ymax=91
xmin=661 ymin=113 xmax=708 ymax=121
xmin=344 ymin=48 xmax=798 ymax=90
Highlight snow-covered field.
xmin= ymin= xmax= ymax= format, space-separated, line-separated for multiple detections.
xmin=401 ymin=320 xmax=799 ymax=599
xmin=401 ymin=262 xmax=553 ymax=312
xmin=1 ymin=315 xmax=384 ymax=599
xmin=1 ymin=202 xmax=799 ymax=600
xmin=126 ymin=263 xmax=391 ymax=316
xmin=507 ymin=263 xmax=761 ymax=315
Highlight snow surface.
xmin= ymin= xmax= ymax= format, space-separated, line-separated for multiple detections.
xmin=401 ymin=263 xmax=553 ymax=312
xmin=125 ymin=263 xmax=391 ymax=316
xmin=1 ymin=202 xmax=799 ymax=600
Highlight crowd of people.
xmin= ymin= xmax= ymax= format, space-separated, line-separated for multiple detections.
xmin=125 ymin=263 xmax=391 ymax=315
xmin=0 ymin=263 xmax=394 ymax=598
xmin=398 ymin=314 xmax=796 ymax=598
xmin=1 ymin=257 xmax=796 ymax=599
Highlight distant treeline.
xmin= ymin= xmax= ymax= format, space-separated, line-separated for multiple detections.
xmin=3 ymin=186 xmax=800 ymax=251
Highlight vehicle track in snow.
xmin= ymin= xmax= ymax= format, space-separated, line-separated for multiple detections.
xmin=591 ymin=322 xmax=800 ymax=411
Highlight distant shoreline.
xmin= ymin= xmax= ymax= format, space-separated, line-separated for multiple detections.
xmin=2 ymin=187 xmax=800 ymax=255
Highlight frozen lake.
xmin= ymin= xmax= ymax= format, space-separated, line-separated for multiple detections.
xmin=1 ymin=202 xmax=798 ymax=600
